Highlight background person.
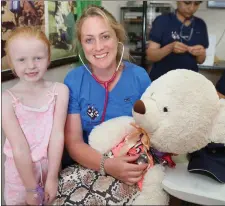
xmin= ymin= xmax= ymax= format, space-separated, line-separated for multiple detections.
xmin=147 ymin=1 xmax=209 ymax=81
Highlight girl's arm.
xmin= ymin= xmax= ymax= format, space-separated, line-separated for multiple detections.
xmin=2 ymin=92 xmax=37 ymax=189
xmin=46 ymin=83 xmax=69 ymax=181
xmin=44 ymin=83 xmax=69 ymax=204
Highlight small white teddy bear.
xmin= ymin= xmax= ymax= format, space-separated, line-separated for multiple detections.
xmin=89 ymin=69 xmax=225 ymax=205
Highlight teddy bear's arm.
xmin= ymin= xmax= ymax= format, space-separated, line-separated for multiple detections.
xmin=210 ymin=99 xmax=225 ymax=144
xmin=133 ymin=164 xmax=170 ymax=205
xmin=89 ymin=116 xmax=135 ymax=154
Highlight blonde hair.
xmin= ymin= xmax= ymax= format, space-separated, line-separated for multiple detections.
xmin=5 ymin=26 xmax=51 ymax=71
xmin=76 ymin=5 xmax=127 ymax=62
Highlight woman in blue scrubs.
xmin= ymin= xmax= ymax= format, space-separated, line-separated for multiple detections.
xmin=55 ymin=5 xmax=151 ymax=205
xmin=147 ymin=1 xmax=209 ymax=81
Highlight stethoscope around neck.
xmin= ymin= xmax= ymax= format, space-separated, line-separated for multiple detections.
xmin=78 ymin=42 xmax=124 ymax=123
xmin=174 ymin=10 xmax=195 ymax=42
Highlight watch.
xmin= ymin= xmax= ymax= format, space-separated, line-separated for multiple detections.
xmin=99 ymin=153 xmax=108 ymax=176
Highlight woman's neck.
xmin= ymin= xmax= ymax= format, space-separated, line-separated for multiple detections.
xmin=91 ymin=62 xmax=122 ymax=81
xmin=176 ymin=10 xmax=192 ymax=26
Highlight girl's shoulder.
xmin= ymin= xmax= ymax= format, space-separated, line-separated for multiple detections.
xmin=2 ymin=82 xmax=20 ymax=102
xmin=2 ymin=90 xmax=13 ymax=103
xmin=51 ymin=81 xmax=69 ymax=95
xmin=2 ymin=89 xmax=17 ymax=111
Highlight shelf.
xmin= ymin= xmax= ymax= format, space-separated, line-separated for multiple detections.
xmin=130 ymin=51 xmax=145 ymax=56
xmin=123 ymin=19 xmax=143 ymax=24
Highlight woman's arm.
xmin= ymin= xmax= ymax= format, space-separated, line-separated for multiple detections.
xmin=65 ymin=114 xmax=148 ymax=185
xmin=188 ymin=45 xmax=206 ymax=64
xmin=146 ymin=41 xmax=173 ymax=62
xmin=2 ymin=92 xmax=37 ymax=189
xmin=147 ymin=41 xmax=188 ymax=62
xmin=65 ymin=114 xmax=103 ymax=170
xmin=46 ymin=83 xmax=69 ymax=181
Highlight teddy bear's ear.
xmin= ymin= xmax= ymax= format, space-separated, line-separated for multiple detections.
xmin=210 ymin=99 xmax=225 ymax=144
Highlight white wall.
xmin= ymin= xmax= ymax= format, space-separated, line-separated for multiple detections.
xmin=195 ymin=2 xmax=225 ymax=61
xmin=102 ymin=1 xmax=127 ymax=22
xmin=102 ymin=1 xmax=225 ymax=61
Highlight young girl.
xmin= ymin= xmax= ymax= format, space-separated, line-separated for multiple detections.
xmin=2 ymin=26 xmax=69 ymax=205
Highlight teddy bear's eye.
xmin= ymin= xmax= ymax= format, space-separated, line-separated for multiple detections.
xmin=163 ymin=107 xmax=168 ymax=112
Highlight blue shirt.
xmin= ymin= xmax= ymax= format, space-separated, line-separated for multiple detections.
xmin=216 ymin=71 xmax=225 ymax=95
xmin=64 ymin=61 xmax=151 ymax=143
xmin=149 ymin=12 xmax=209 ymax=81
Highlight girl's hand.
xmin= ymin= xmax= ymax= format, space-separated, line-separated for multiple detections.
xmin=104 ymin=155 xmax=148 ymax=185
xmin=44 ymin=177 xmax=58 ymax=205
xmin=26 ymin=192 xmax=40 ymax=205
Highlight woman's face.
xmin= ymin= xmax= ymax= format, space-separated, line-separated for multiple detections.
xmin=80 ymin=16 xmax=118 ymax=71
xmin=177 ymin=1 xmax=201 ymax=19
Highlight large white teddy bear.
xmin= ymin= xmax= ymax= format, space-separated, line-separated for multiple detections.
xmin=89 ymin=69 xmax=225 ymax=205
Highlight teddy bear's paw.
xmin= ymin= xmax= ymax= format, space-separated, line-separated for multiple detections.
xmin=132 ymin=186 xmax=169 ymax=205
xmin=131 ymin=165 xmax=169 ymax=205
xmin=143 ymin=164 xmax=165 ymax=185
xmin=89 ymin=116 xmax=135 ymax=154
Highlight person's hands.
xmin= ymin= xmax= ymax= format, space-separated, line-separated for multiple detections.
xmin=44 ymin=177 xmax=58 ymax=205
xmin=172 ymin=41 xmax=189 ymax=54
xmin=26 ymin=192 xmax=40 ymax=205
xmin=104 ymin=155 xmax=148 ymax=186
xmin=188 ymin=45 xmax=206 ymax=57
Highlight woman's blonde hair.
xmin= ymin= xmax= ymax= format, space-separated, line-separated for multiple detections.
xmin=5 ymin=26 xmax=51 ymax=70
xmin=76 ymin=5 xmax=127 ymax=62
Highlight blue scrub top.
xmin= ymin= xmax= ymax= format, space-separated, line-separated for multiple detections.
xmin=64 ymin=61 xmax=151 ymax=143
xmin=149 ymin=12 xmax=209 ymax=81
xmin=216 ymin=71 xmax=225 ymax=95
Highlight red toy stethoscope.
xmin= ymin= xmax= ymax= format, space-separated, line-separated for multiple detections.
xmin=79 ymin=42 xmax=124 ymax=123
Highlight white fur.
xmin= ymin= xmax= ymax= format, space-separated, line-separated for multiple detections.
xmin=210 ymin=99 xmax=225 ymax=144
xmin=88 ymin=69 xmax=225 ymax=205
xmin=89 ymin=116 xmax=135 ymax=154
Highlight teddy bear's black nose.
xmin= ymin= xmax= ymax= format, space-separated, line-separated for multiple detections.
xmin=133 ymin=100 xmax=146 ymax=114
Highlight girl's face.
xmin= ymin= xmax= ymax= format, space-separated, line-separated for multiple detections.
xmin=177 ymin=1 xmax=201 ymax=19
xmin=8 ymin=36 xmax=49 ymax=82
xmin=80 ymin=16 xmax=119 ymax=72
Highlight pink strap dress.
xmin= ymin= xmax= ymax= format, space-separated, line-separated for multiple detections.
xmin=3 ymin=83 xmax=57 ymax=205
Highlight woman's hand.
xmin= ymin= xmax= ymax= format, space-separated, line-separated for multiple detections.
xmin=44 ymin=177 xmax=58 ymax=205
xmin=172 ymin=41 xmax=188 ymax=54
xmin=188 ymin=45 xmax=205 ymax=57
xmin=104 ymin=155 xmax=148 ymax=185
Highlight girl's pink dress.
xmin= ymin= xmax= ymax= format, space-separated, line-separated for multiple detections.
xmin=3 ymin=83 xmax=57 ymax=205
